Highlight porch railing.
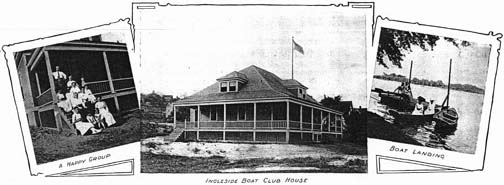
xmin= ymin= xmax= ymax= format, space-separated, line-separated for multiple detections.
xmin=112 ymin=77 xmax=135 ymax=91
xmin=288 ymin=121 xmax=301 ymax=130
xmin=301 ymin=122 xmax=312 ymax=130
xmin=86 ymin=80 xmax=111 ymax=94
xmin=174 ymin=119 xmax=342 ymax=133
xmin=35 ymin=88 xmax=52 ymax=106
xmin=199 ymin=121 xmax=224 ymax=129
xmin=256 ymin=120 xmax=287 ymax=129
xmin=225 ymin=121 xmax=254 ymax=129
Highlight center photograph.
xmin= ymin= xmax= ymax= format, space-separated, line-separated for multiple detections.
xmin=136 ymin=4 xmax=372 ymax=173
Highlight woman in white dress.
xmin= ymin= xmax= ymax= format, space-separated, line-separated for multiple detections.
xmin=72 ymin=107 xmax=93 ymax=135
xmin=94 ymin=96 xmax=116 ymax=127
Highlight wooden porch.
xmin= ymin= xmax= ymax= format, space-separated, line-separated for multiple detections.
xmin=173 ymin=101 xmax=344 ymax=143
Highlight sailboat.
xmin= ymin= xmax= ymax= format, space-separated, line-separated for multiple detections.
xmin=372 ymin=60 xmax=416 ymax=112
xmin=374 ymin=59 xmax=459 ymax=130
xmin=432 ymin=59 xmax=459 ymax=132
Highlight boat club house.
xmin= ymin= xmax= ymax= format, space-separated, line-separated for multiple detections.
xmin=173 ymin=65 xmax=344 ymax=143
xmin=15 ymin=35 xmax=139 ymax=132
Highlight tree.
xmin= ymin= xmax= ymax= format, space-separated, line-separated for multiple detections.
xmin=377 ymin=28 xmax=470 ymax=68
xmin=320 ymin=95 xmax=342 ymax=110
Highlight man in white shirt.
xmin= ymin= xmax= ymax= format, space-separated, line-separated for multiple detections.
xmin=52 ymin=66 xmax=67 ymax=92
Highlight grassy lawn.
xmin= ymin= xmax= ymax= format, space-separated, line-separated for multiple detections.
xmin=141 ymin=141 xmax=367 ymax=173
xmin=30 ymin=111 xmax=142 ymax=164
xmin=141 ymin=153 xmax=367 ymax=173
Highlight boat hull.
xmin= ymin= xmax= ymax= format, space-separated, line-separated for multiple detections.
xmin=389 ymin=110 xmax=434 ymax=126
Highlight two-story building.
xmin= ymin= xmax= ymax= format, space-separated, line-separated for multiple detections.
xmin=173 ymin=65 xmax=344 ymax=143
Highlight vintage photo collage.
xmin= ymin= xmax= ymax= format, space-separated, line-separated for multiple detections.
xmin=2 ymin=2 xmax=500 ymax=176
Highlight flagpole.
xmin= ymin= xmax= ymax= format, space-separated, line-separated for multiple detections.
xmin=292 ymin=36 xmax=294 ymax=79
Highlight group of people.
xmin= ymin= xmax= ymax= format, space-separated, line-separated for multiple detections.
xmin=412 ymin=96 xmax=436 ymax=115
xmin=53 ymin=66 xmax=116 ymax=135
xmin=394 ymin=81 xmax=412 ymax=94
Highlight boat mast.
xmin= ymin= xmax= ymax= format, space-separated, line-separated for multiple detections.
xmin=408 ymin=60 xmax=413 ymax=84
xmin=447 ymin=59 xmax=452 ymax=107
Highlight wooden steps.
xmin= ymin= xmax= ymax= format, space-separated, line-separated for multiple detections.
xmin=163 ymin=128 xmax=184 ymax=142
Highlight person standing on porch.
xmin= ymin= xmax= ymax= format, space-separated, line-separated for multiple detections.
xmin=80 ymin=77 xmax=86 ymax=88
xmin=52 ymin=66 xmax=67 ymax=92
xmin=67 ymin=75 xmax=76 ymax=90
xmin=95 ymin=96 xmax=116 ymax=127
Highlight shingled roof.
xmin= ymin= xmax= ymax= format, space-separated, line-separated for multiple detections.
xmin=174 ymin=65 xmax=320 ymax=105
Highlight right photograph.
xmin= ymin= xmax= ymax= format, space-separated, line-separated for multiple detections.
xmin=368 ymin=27 xmax=492 ymax=155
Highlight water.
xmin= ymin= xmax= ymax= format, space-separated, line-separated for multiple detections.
xmin=370 ymin=79 xmax=483 ymax=154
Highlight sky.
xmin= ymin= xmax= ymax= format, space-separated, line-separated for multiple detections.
xmin=136 ymin=6 xmax=369 ymax=107
xmin=101 ymin=32 xmax=127 ymax=43
xmin=375 ymin=29 xmax=491 ymax=90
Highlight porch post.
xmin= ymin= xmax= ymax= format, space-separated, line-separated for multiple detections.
xmin=300 ymin=105 xmax=303 ymax=130
xmin=253 ymin=102 xmax=256 ymax=142
xmin=197 ymin=105 xmax=200 ymax=128
xmin=102 ymin=51 xmax=120 ymax=112
xmin=329 ymin=113 xmax=332 ymax=132
xmin=311 ymin=107 xmax=314 ymax=141
xmin=320 ymin=110 xmax=323 ymax=132
xmin=173 ymin=105 xmax=177 ymax=126
xmin=300 ymin=105 xmax=303 ymax=140
xmin=223 ymin=104 xmax=226 ymax=141
xmin=286 ymin=101 xmax=289 ymax=143
xmin=43 ymin=51 xmax=63 ymax=131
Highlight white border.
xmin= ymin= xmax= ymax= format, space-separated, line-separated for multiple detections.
xmin=3 ymin=19 xmax=141 ymax=176
xmin=368 ymin=17 xmax=501 ymax=172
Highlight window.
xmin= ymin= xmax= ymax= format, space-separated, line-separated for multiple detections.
xmin=220 ymin=81 xmax=238 ymax=92
xmin=229 ymin=81 xmax=237 ymax=92
xmin=220 ymin=82 xmax=228 ymax=92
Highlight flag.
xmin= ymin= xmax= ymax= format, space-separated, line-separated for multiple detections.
xmin=293 ymin=39 xmax=304 ymax=55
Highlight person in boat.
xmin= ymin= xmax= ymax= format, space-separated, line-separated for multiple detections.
xmin=424 ymin=99 xmax=436 ymax=115
xmin=394 ymin=82 xmax=406 ymax=93
xmin=95 ymin=96 xmax=116 ymax=127
xmin=412 ymin=96 xmax=426 ymax=115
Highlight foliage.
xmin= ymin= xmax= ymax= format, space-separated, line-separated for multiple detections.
xmin=374 ymin=73 xmax=484 ymax=94
xmin=377 ymin=28 xmax=471 ymax=68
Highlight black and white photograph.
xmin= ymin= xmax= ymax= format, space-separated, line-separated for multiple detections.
xmin=136 ymin=3 xmax=373 ymax=173
xmin=3 ymin=20 xmax=142 ymax=175
xmin=367 ymin=19 xmax=500 ymax=172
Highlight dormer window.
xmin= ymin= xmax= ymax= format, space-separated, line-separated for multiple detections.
xmin=220 ymin=82 xmax=228 ymax=92
xmin=220 ymin=81 xmax=238 ymax=92
xmin=229 ymin=81 xmax=237 ymax=92
xmin=298 ymin=88 xmax=306 ymax=99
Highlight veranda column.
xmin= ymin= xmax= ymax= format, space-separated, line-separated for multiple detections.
xmin=43 ymin=50 xmax=63 ymax=131
xmin=300 ymin=105 xmax=303 ymax=140
xmin=253 ymin=102 xmax=256 ymax=142
xmin=197 ymin=105 xmax=200 ymax=141
xmin=223 ymin=104 xmax=226 ymax=141
xmin=286 ymin=101 xmax=289 ymax=143
xmin=102 ymin=51 xmax=120 ymax=112
xmin=173 ymin=105 xmax=177 ymax=127
xmin=311 ymin=107 xmax=314 ymax=141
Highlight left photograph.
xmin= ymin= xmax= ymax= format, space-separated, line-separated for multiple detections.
xmin=13 ymin=32 xmax=140 ymax=165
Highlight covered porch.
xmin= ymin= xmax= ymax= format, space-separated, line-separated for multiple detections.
xmin=17 ymin=40 xmax=138 ymax=130
xmin=173 ymin=100 xmax=344 ymax=143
